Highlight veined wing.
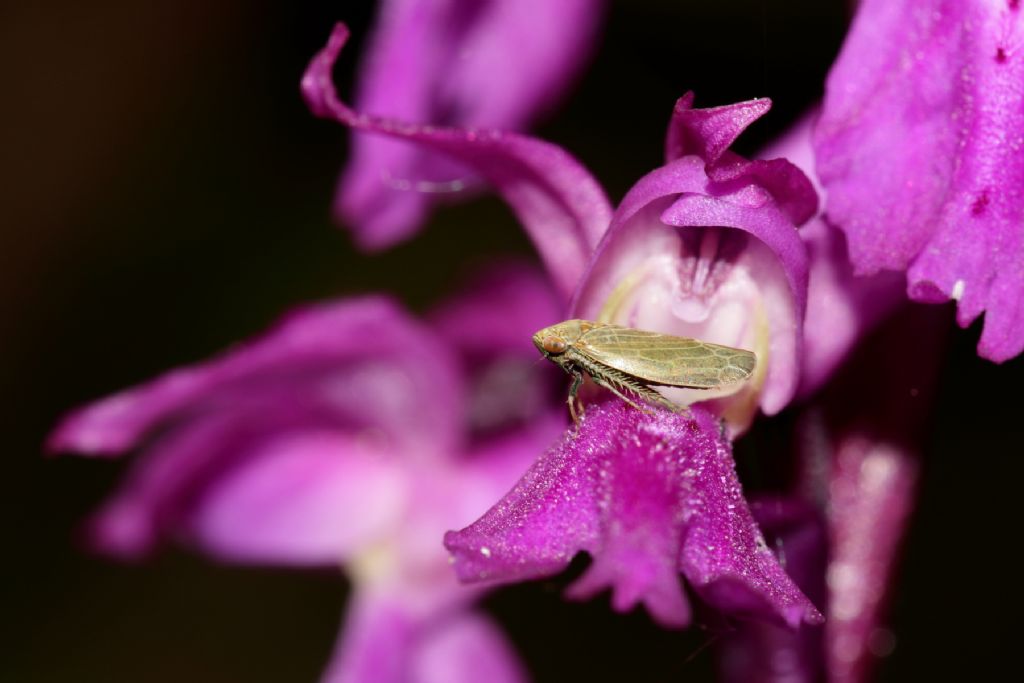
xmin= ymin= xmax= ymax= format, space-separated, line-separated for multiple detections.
xmin=574 ymin=323 xmax=756 ymax=389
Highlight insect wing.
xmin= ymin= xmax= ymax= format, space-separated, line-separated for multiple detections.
xmin=575 ymin=324 xmax=755 ymax=389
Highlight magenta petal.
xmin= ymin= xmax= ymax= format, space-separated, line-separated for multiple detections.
xmin=665 ymin=92 xmax=772 ymax=165
xmin=825 ymin=438 xmax=917 ymax=683
xmin=409 ymin=610 xmax=528 ymax=683
xmin=337 ymin=0 xmax=605 ymax=248
xmin=321 ymin=593 xmax=417 ymax=683
xmin=190 ymin=431 xmax=406 ymax=564
xmin=304 ymin=24 xmax=613 ymax=299
xmin=321 ymin=593 xmax=526 ymax=683
xmin=429 ymin=263 xmax=565 ymax=436
xmin=798 ymin=218 xmax=905 ymax=396
xmin=48 ymin=297 xmax=462 ymax=458
xmin=815 ymin=0 xmax=1024 ymax=361
xmin=665 ymin=93 xmax=817 ymax=225
xmin=52 ymin=296 xmax=464 ymax=561
xmin=445 ymin=401 xmax=821 ymax=628
xmin=54 ymin=299 xmax=462 ymax=460
xmin=759 ymin=113 xmax=907 ymax=395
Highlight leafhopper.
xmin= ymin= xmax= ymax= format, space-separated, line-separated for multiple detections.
xmin=532 ymin=319 xmax=756 ymax=422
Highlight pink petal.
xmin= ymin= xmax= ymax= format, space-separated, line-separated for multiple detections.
xmin=337 ymin=0 xmax=605 ymax=248
xmin=758 ymin=112 xmax=906 ymax=395
xmin=304 ymin=24 xmax=613 ymax=300
xmin=321 ymin=593 xmax=526 ymax=683
xmin=191 ymin=431 xmax=406 ymax=564
xmin=815 ymin=0 xmax=1024 ymax=361
xmin=48 ymin=297 xmax=462 ymax=459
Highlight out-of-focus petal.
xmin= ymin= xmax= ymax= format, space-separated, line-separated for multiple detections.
xmin=798 ymin=304 xmax=947 ymax=683
xmin=338 ymin=0 xmax=605 ymax=249
xmin=48 ymin=297 xmax=463 ymax=459
xmin=815 ymin=0 xmax=1024 ymax=361
xmin=798 ymin=218 xmax=905 ymax=396
xmin=445 ymin=400 xmax=822 ymax=629
xmin=409 ymin=610 xmax=528 ymax=683
xmin=320 ymin=593 xmax=416 ymax=683
xmin=825 ymin=437 xmax=916 ymax=683
xmin=191 ymin=430 xmax=407 ymax=564
xmin=304 ymin=23 xmax=614 ymax=299
xmin=430 ymin=262 xmax=562 ymax=360
xmin=430 ymin=262 xmax=565 ymax=437
xmin=320 ymin=593 xmax=526 ymax=683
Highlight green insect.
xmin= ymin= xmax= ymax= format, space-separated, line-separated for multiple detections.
xmin=532 ymin=319 xmax=757 ymax=422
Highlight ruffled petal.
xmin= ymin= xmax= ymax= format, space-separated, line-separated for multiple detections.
xmin=304 ymin=23 xmax=614 ymax=299
xmin=48 ymin=297 xmax=463 ymax=459
xmin=337 ymin=0 xmax=605 ymax=249
xmin=815 ymin=0 xmax=1024 ymax=361
xmin=321 ymin=593 xmax=526 ymax=683
xmin=445 ymin=400 xmax=821 ymax=628
xmin=666 ymin=93 xmax=817 ymax=225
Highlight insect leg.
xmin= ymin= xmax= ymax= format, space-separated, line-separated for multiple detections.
xmin=567 ymin=367 xmax=584 ymax=423
xmin=634 ymin=383 xmax=689 ymax=415
xmin=587 ymin=373 xmax=652 ymax=414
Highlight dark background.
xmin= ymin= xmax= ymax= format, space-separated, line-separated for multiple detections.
xmin=4 ymin=1 xmax=1021 ymax=680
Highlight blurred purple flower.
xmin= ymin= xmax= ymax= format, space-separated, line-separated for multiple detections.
xmin=815 ymin=0 xmax=1024 ymax=362
xmin=48 ymin=265 xmax=563 ymax=683
xmin=337 ymin=0 xmax=605 ymax=249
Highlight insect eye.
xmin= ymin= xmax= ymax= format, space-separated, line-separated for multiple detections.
xmin=543 ymin=336 xmax=567 ymax=354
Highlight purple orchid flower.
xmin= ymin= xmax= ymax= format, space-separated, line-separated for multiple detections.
xmin=442 ymin=95 xmax=828 ymax=628
xmin=48 ymin=264 xmax=564 ymax=683
xmin=302 ymin=19 xmax=822 ymax=636
xmin=814 ymin=0 xmax=1024 ymax=362
xmin=337 ymin=0 xmax=605 ymax=249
